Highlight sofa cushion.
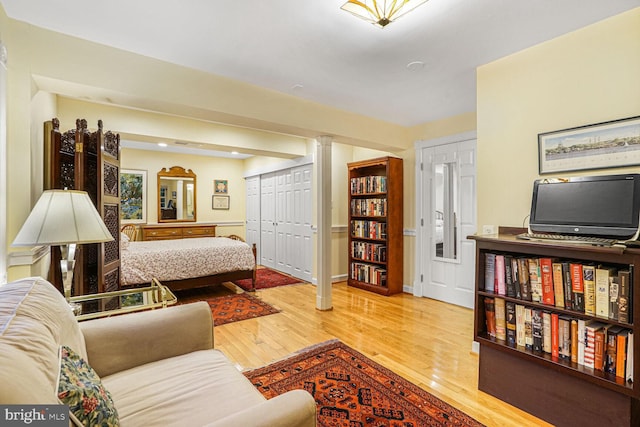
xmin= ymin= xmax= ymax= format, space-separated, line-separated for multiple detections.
xmin=57 ymin=345 xmax=119 ymax=427
xmin=0 ymin=277 xmax=87 ymax=404
xmin=103 ymin=349 xmax=266 ymax=426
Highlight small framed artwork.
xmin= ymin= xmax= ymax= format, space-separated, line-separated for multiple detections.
xmin=120 ymin=169 xmax=147 ymax=224
xmin=214 ymin=179 xmax=228 ymax=194
xmin=212 ymin=195 xmax=230 ymax=210
xmin=538 ymin=115 xmax=640 ymax=174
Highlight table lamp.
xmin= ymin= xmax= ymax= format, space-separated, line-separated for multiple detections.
xmin=12 ymin=189 xmax=114 ymax=313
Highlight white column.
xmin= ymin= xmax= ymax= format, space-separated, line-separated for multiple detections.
xmin=0 ymin=42 xmax=7 ymax=284
xmin=316 ymin=136 xmax=333 ymax=310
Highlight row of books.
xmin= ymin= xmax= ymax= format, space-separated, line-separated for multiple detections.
xmin=351 ymin=198 xmax=387 ymax=217
xmin=350 ymin=175 xmax=387 ymax=195
xmin=351 ymin=220 xmax=387 ymax=240
xmin=484 ymin=253 xmax=632 ymax=324
xmin=350 ymin=241 xmax=387 ymax=263
xmin=350 ymin=262 xmax=387 ymax=286
xmin=484 ymin=297 xmax=633 ymax=382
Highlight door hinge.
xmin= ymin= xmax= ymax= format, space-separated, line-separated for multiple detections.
xmin=420 ymin=162 xmax=423 ymax=171
xmin=421 ymin=218 xmax=424 ymax=227
xmin=420 ymin=274 xmax=424 ymax=282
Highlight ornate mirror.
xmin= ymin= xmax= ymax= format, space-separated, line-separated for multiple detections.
xmin=157 ymin=166 xmax=197 ymax=223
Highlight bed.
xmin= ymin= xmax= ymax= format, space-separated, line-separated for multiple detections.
xmin=120 ymin=235 xmax=257 ymax=292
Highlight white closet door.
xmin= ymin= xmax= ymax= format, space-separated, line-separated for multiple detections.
xmin=275 ymin=169 xmax=293 ymax=275
xmin=291 ymin=164 xmax=313 ymax=282
xmin=245 ymin=176 xmax=261 ymax=261
xmin=260 ymin=172 xmax=276 ymax=269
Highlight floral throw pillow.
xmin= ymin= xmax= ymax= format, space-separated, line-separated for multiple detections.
xmin=57 ymin=345 xmax=119 ymax=427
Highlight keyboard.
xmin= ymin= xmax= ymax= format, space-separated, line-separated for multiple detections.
xmin=516 ymin=232 xmax=618 ymax=247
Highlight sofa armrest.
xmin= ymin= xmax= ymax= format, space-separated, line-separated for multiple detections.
xmin=204 ymin=390 xmax=316 ymax=427
xmin=80 ymin=301 xmax=213 ymax=377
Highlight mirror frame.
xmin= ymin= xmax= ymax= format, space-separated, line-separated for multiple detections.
xmin=157 ymin=166 xmax=197 ymax=223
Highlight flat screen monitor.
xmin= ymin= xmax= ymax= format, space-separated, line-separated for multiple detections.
xmin=528 ymin=174 xmax=640 ymax=240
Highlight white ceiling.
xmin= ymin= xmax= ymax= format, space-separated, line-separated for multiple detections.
xmin=1 ymin=0 xmax=639 ymax=127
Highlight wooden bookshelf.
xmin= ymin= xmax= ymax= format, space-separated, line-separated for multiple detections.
xmin=347 ymin=157 xmax=403 ymax=296
xmin=470 ymin=231 xmax=640 ymax=427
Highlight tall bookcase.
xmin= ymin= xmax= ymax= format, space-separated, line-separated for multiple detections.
xmin=347 ymin=156 xmax=403 ymax=296
xmin=471 ymin=231 xmax=640 ymax=427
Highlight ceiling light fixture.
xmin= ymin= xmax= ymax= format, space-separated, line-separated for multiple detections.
xmin=341 ymin=0 xmax=428 ymax=28
xmin=157 ymin=142 xmax=168 ymax=147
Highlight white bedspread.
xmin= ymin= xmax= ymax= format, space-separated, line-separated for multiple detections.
xmin=121 ymin=237 xmax=255 ymax=286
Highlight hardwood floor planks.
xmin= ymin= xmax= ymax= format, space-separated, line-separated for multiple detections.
xmin=211 ymin=282 xmax=551 ymax=426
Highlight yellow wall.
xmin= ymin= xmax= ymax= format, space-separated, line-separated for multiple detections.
xmin=122 ymin=148 xmax=247 ymax=236
xmin=477 ymin=8 xmax=640 ymax=230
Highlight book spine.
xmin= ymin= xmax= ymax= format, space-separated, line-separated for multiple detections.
xmin=584 ymin=323 xmax=596 ymax=369
xmin=511 ymin=257 xmax=522 ymax=299
xmin=552 ymin=262 xmax=565 ymax=309
xmin=542 ymin=311 xmax=552 ymax=353
xmin=484 ymin=297 xmax=496 ymax=338
xmin=559 ymin=316 xmax=572 ymax=360
xmin=578 ymin=319 xmax=586 ymax=366
xmin=524 ymin=307 xmax=533 ymax=351
xmin=570 ymin=319 xmax=578 ymax=363
xmin=594 ymin=328 xmax=606 ymax=371
xmin=516 ymin=304 xmax=526 ymax=348
xmin=551 ymin=313 xmax=559 ymax=359
xmin=582 ymin=264 xmax=596 ymax=316
xmin=570 ymin=263 xmax=585 ymax=312
xmin=505 ymin=256 xmax=516 ymax=298
xmin=618 ymin=270 xmax=630 ymax=324
xmin=532 ymin=309 xmax=543 ymax=353
xmin=528 ymin=258 xmax=542 ymax=303
xmin=616 ymin=330 xmax=628 ymax=379
xmin=609 ymin=275 xmax=619 ymax=321
xmin=605 ymin=328 xmax=619 ymax=374
xmin=506 ymin=302 xmax=517 ymax=348
xmin=539 ymin=258 xmax=555 ymax=306
xmin=518 ymin=258 xmax=532 ymax=301
xmin=484 ymin=253 xmax=496 ymax=293
xmin=495 ymin=255 xmax=506 ymax=296
xmin=595 ymin=267 xmax=612 ymax=319
xmin=562 ymin=262 xmax=573 ymax=310
xmin=495 ymin=298 xmax=506 ymax=341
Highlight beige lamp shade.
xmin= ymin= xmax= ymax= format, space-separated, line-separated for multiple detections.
xmin=12 ymin=190 xmax=114 ymax=247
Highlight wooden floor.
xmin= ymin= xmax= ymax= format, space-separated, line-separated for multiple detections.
xmin=199 ymin=281 xmax=552 ymax=427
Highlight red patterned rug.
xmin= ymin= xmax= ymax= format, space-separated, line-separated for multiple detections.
xmin=206 ymin=293 xmax=280 ymax=326
xmin=233 ymin=267 xmax=304 ymax=291
xmin=244 ymin=340 xmax=484 ymax=427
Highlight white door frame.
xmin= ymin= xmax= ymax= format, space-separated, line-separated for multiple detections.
xmin=414 ymin=131 xmax=477 ymax=300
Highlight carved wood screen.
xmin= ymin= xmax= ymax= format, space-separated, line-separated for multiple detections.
xmin=44 ymin=118 xmax=121 ymax=297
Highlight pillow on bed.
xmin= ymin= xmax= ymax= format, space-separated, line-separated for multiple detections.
xmin=120 ymin=232 xmax=130 ymax=250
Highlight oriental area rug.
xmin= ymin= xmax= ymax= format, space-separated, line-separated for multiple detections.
xmin=176 ymin=288 xmax=281 ymax=326
xmin=207 ymin=292 xmax=280 ymax=326
xmin=233 ymin=267 xmax=304 ymax=291
xmin=244 ymin=340 xmax=485 ymax=427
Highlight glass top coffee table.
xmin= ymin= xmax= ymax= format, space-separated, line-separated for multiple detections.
xmin=69 ymin=278 xmax=177 ymax=321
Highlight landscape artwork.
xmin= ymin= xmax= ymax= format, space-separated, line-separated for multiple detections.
xmin=538 ymin=116 xmax=640 ymax=174
xmin=120 ymin=169 xmax=147 ymax=223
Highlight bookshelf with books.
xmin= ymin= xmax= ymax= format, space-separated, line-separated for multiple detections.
xmin=471 ymin=231 xmax=640 ymax=427
xmin=347 ymin=156 xmax=403 ymax=296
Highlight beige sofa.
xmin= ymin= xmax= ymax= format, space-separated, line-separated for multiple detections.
xmin=0 ymin=277 xmax=316 ymax=426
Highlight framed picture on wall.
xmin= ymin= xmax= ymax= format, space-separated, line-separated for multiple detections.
xmin=214 ymin=179 xmax=228 ymax=194
xmin=212 ymin=195 xmax=230 ymax=210
xmin=538 ymin=115 xmax=640 ymax=174
xmin=120 ymin=169 xmax=147 ymax=224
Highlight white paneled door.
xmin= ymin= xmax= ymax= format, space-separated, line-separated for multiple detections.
xmin=245 ymin=176 xmax=261 ymax=261
xmin=251 ymin=164 xmax=313 ymax=282
xmin=260 ymin=172 xmax=276 ymax=269
xmin=416 ymin=136 xmax=477 ymax=308
xmin=291 ymin=165 xmax=313 ymax=282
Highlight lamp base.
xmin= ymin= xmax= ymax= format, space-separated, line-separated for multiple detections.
xmin=68 ymin=301 xmax=82 ymax=316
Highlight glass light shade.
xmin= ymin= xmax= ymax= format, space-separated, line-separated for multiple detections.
xmin=341 ymin=0 xmax=429 ymax=28
xmin=12 ymin=189 xmax=113 ymax=247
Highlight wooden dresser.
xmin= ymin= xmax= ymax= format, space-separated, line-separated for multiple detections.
xmin=141 ymin=223 xmax=217 ymax=241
